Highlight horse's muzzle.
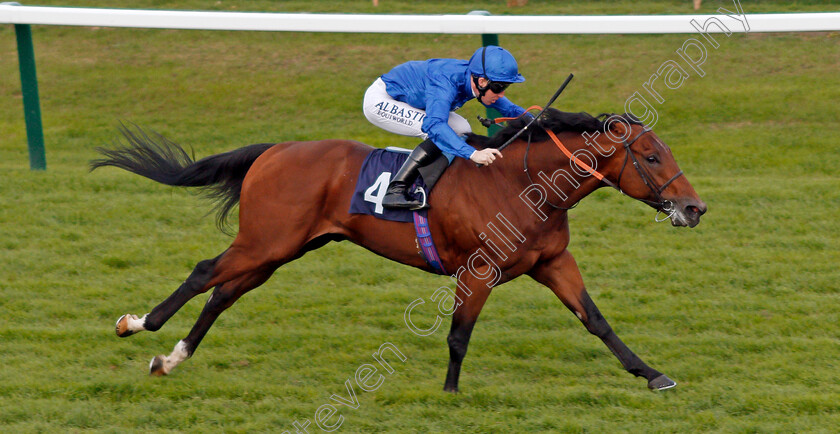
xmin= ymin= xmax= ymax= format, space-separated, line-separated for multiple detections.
xmin=669 ymin=199 xmax=707 ymax=228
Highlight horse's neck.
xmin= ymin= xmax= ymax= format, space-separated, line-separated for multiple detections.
xmin=519 ymin=133 xmax=608 ymax=210
xmin=431 ymin=133 xmax=624 ymax=257
xmin=438 ymin=134 xmax=604 ymax=234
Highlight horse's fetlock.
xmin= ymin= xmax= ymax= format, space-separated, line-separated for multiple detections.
xmin=447 ymin=336 xmax=469 ymax=360
xmin=447 ymin=334 xmax=465 ymax=348
xmin=144 ymin=318 xmax=162 ymax=332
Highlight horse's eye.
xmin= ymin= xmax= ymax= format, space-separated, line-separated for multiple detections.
xmin=646 ymin=155 xmax=659 ymax=164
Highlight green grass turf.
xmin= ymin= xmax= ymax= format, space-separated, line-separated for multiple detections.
xmin=1 ymin=1 xmax=839 ymax=432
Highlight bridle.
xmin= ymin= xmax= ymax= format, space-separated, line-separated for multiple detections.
xmin=608 ymin=125 xmax=684 ymax=221
xmin=514 ymin=110 xmax=684 ymax=220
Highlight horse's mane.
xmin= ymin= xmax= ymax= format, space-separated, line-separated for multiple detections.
xmin=466 ymin=108 xmax=643 ymax=149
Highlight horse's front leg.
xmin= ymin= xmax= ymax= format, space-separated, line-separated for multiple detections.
xmin=443 ymin=275 xmax=493 ymax=393
xmin=528 ymin=250 xmax=676 ymax=390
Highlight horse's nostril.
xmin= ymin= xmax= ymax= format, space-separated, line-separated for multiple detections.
xmin=686 ymin=203 xmax=707 ymax=216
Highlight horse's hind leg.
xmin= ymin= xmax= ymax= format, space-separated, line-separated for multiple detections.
xmin=115 ymin=253 xmax=224 ymax=337
xmin=149 ymin=263 xmax=276 ymax=376
xmin=529 ymin=250 xmax=676 ymax=391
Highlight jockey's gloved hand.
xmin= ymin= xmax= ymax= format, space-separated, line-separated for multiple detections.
xmin=470 ymin=148 xmax=503 ymax=166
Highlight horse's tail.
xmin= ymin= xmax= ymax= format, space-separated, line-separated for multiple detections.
xmin=90 ymin=124 xmax=274 ymax=231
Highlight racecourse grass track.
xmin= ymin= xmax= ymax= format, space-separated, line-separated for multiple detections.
xmin=1 ymin=0 xmax=839 ymax=432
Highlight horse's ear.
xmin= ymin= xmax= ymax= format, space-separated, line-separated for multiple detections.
xmin=602 ymin=114 xmax=636 ymax=143
xmin=609 ymin=118 xmax=630 ymax=137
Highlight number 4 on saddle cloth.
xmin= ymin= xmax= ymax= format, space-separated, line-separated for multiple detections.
xmin=349 ymin=147 xmax=450 ymax=275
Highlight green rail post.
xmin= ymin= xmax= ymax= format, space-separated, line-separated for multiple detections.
xmin=6 ymin=2 xmax=46 ymax=170
xmin=15 ymin=23 xmax=46 ymax=170
xmin=468 ymin=10 xmax=502 ymax=137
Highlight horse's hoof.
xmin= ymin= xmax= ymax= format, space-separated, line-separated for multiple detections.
xmin=149 ymin=356 xmax=167 ymax=376
xmin=443 ymin=385 xmax=459 ymax=394
xmin=648 ymin=374 xmax=676 ymax=391
xmin=115 ymin=314 xmax=137 ymax=337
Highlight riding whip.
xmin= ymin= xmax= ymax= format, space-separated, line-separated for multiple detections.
xmin=493 ymin=73 xmax=574 ymax=152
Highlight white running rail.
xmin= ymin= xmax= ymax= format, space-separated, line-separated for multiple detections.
xmin=1 ymin=5 xmax=839 ymax=34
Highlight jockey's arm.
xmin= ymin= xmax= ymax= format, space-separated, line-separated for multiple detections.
xmin=488 ymin=97 xmax=531 ymax=120
xmin=420 ymin=108 xmax=502 ymax=166
xmin=421 ymin=80 xmax=478 ymax=160
xmin=490 ymin=97 xmax=526 ymax=117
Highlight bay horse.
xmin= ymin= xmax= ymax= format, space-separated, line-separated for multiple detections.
xmin=92 ymin=109 xmax=706 ymax=392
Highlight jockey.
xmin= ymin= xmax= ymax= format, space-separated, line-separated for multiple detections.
xmin=363 ymin=46 xmax=528 ymax=210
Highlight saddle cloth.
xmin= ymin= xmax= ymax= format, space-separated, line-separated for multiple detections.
xmin=349 ymin=148 xmax=428 ymax=223
xmin=349 ymin=148 xmax=447 ymax=275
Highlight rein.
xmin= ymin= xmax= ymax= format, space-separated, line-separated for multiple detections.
xmin=487 ymin=109 xmax=685 ymax=218
xmin=489 ymin=74 xmax=574 ymax=152
xmin=522 ymin=128 xmax=575 ymax=211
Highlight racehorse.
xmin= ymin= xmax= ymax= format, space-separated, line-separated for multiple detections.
xmin=92 ymin=109 xmax=706 ymax=392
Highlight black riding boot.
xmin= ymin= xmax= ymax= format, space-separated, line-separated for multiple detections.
xmin=382 ymin=139 xmax=441 ymax=210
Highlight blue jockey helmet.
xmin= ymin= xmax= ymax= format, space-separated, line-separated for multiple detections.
xmin=467 ymin=46 xmax=525 ymax=83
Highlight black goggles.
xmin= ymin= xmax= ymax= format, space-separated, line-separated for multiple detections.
xmin=487 ymin=81 xmax=511 ymax=94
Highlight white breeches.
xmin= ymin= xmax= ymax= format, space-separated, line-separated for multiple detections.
xmin=363 ymin=78 xmax=472 ymax=139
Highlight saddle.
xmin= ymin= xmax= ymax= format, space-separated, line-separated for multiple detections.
xmin=350 ymin=147 xmax=450 ymax=222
